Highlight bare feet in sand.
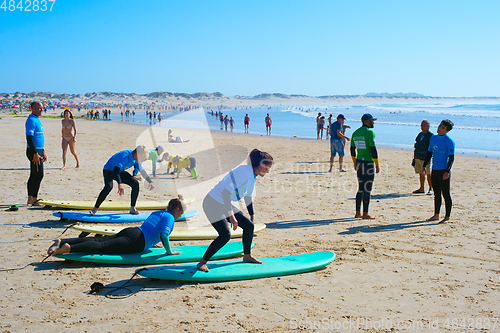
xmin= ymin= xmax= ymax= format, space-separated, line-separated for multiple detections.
xmin=438 ymin=217 xmax=451 ymax=224
xmin=362 ymin=213 xmax=375 ymax=219
xmin=243 ymin=254 xmax=262 ymax=264
xmin=427 ymin=215 xmax=440 ymax=221
xmin=354 ymin=212 xmax=362 ymax=218
xmin=47 ymin=239 xmax=61 ymax=255
xmin=129 ymin=207 xmax=140 ymax=215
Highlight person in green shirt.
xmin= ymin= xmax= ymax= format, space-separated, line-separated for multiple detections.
xmin=145 ymin=145 xmax=164 ymax=177
xmin=350 ymin=114 xmax=380 ymax=219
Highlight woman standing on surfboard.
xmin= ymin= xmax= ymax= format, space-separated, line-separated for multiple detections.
xmin=196 ymin=149 xmax=273 ymax=272
xmin=47 ymin=198 xmax=185 ymax=256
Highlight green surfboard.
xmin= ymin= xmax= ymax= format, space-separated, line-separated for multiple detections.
xmin=137 ymin=251 xmax=335 ymax=282
xmin=55 ymin=241 xmax=251 ymax=265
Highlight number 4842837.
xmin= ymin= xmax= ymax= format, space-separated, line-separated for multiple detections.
xmin=1 ymin=0 xmax=56 ymax=11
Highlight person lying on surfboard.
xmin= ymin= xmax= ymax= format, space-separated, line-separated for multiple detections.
xmin=47 ymin=198 xmax=185 ymax=256
xmin=196 ymin=149 xmax=273 ymax=272
xmin=90 ymin=145 xmax=154 ymax=216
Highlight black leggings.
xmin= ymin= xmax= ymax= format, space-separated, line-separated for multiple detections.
xmin=355 ymin=160 xmax=375 ymax=213
xmin=94 ymin=169 xmax=139 ymax=208
xmin=202 ymin=195 xmax=254 ymax=261
xmin=431 ymin=170 xmax=452 ymax=217
xmin=26 ymin=148 xmax=44 ymax=197
xmin=61 ymin=227 xmax=145 ymax=254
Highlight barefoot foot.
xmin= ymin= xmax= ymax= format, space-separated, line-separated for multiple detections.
xmin=53 ymin=243 xmax=71 ymax=256
xmin=243 ymin=254 xmax=262 ymax=264
xmin=362 ymin=214 xmax=375 ymax=219
xmin=439 ymin=217 xmax=451 ymax=224
xmin=197 ymin=262 xmax=209 ymax=272
xmin=427 ymin=215 xmax=440 ymax=221
xmin=48 ymin=239 xmax=61 ymax=255
xmin=354 ymin=212 xmax=362 ymax=218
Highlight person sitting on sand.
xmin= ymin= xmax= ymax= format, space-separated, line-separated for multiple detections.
xmin=90 ymin=145 xmax=154 ymax=216
xmin=48 ymin=198 xmax=185 ymax=256
xmin=168 ymin=129 xmax=175 ymax=142
xmin=167 ymin=129 xmax=188 ymax=143
xmin=196 ymin=149 xmax=273 ymax=272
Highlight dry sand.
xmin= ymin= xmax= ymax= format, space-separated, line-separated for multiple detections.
xmin=0 ymin=109 xmax=499 ymax=332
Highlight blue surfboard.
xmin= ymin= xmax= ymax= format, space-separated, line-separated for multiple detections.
xmin=53 ymin=210 xmax=198 ymax=223
xmin=55 ymin=241 xmax=251 ymax=265
xmin=138 ymin=251 xmax=336 ymax=282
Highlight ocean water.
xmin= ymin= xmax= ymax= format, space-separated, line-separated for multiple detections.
xmin=111 ymin=103 xmax=500 ymax=158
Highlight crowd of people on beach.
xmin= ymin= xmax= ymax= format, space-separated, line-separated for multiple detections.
xmin=208 ymin=110 xmax=272 ymax=135
xmin=24 ymin=100 xmax=455 ymax=274
xmin=325 ymin=111 xmax=455 ymax=224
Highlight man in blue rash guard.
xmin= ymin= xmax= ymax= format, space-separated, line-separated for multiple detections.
xmin=48 ymin=198 xmax=185 ymax=256
xmin=90 ymin=145 xmax=154 ymax=215
xmin=25 ymin=101 xmax=47 ymax=206
xmin=422 ymin=119 xmax=455 ymax=224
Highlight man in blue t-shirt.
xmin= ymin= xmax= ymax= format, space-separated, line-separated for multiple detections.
xmin=25 ymin=101 xmax=47 ymax=206
xmin=422 ymin=119 xmax=455 ymax=224
xmin=328 ymin=114 xmax=351 ymax=172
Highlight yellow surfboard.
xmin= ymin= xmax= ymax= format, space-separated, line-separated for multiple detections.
xmin=71 ymin=223 xmax=267 ymax=240
xmin=38 ymin=198 xmax=194 ymax=211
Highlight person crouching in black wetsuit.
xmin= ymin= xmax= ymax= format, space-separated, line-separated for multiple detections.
xmin=196 ymin=149 xmax=273 ymax=272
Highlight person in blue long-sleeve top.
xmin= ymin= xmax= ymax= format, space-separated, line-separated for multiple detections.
xmin=91 ymin=145 xmax=154 ymax=215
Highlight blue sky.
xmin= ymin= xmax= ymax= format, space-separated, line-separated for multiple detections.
xmin=1 ymin=0 xmax=499 ymax=97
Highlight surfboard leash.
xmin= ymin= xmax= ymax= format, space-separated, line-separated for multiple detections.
xmin=101 ymin=268 xmax=148 ymax=299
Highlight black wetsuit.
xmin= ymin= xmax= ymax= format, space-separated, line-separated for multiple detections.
xmin=61 ymin=227 xmax=145 ymax=254
xmin=201 ymin=194 xmax=254 ymax=261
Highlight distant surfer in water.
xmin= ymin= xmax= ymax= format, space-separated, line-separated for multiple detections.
xmin=196 ymin=149 xmax=273 ymax=272
xmin=48 ymin=198 xmax=185 ymax=256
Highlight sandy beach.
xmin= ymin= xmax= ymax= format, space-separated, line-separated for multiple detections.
xmin=1 ymin=107 xmax=499 ymax=332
